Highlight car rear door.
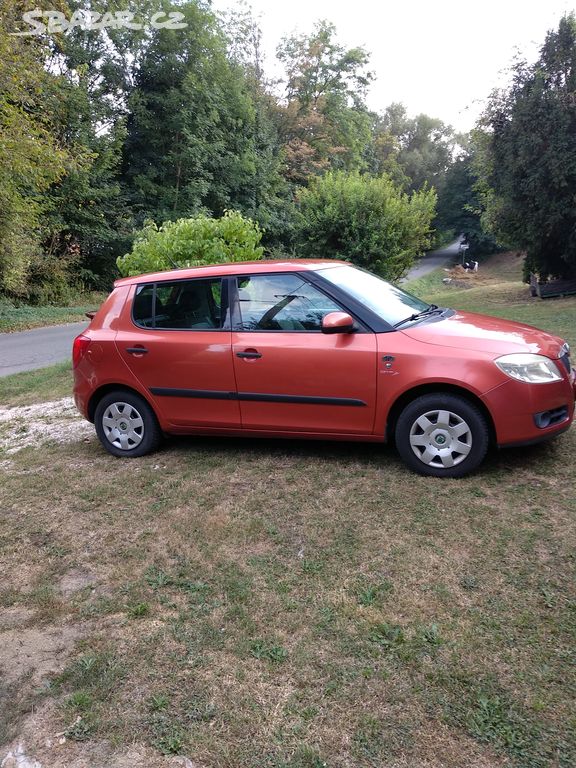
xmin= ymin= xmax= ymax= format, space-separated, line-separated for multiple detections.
xmin=116 ymin=276 xmax=241 ymax=429
xmin=231 ymin=273 xmax=378 ymax=434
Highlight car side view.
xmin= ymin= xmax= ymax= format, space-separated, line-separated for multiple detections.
xmin=73 ymin=260 xmax=576 ymax=477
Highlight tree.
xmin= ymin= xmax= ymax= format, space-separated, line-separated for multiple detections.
xmin=376 ymin=103 xmax=455 ymax=192
xmin=0 ymin=4 xmax=69 ymax=296
xmin=117 ymin=211 xmax=264 ymax=276
xmin=122 ymin=1 xmax=261 ymax=225
xmin=218 ymin=3 xmax=294 ymax=247
xmin=42 ymin=4 xmax=133 ymax=291
xmin=276 ymin=21 xmax=374 ymax=182
xmin=435 ymin=146 xmax=498 ymax=255
xmin=474 ymin=14 xmax=576 ymax=278
xmin=295 ymin=171 xmax=436 ymax=281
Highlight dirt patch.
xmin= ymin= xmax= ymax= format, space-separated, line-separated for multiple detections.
xmin=0 ymin=607 xmax=36 ymax=632
xmin=442 ymin=252 xmax=526 ymax=291
xmin=1 ymin=727 xmax=204 ymax=768
xmin=442 ymin=265 xmax=482 ymax=289
xmin=0 ymin=624 xmax=80 ymax=686
xmin=0 ymin=398 xmax=92 ymax=455
xmin=58 ymin=569 xmax=98 ymax=598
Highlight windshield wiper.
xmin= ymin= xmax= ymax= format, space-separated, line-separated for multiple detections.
xmin=393 ymin=304 xmax=441 ymax=328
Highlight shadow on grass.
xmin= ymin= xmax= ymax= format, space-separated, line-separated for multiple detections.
xmin=163 ymin=433 xmax=394 ymax=466
xmin=99 ymin=429 xmax=569 ymax=480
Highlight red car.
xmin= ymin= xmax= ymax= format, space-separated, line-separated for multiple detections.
xmin=73 ymin=260 xmax=575 ymax=477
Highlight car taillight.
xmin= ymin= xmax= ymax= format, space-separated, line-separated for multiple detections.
xmin=72 ymin=334 xmax=91 ymax=368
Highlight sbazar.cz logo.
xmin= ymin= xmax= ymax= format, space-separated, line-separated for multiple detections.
xmin=11 ymin=8 xmax=188 ymax=35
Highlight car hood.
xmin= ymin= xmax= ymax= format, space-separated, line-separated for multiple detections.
xmin=400 ymin=310 xmax=565 ymax=358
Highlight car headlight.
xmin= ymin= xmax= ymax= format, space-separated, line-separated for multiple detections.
xmin=495 ymin=354 xmax=563 ymax=383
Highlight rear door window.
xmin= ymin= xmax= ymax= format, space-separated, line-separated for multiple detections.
xmin=132 ymin=278 xmax=226 ymax=329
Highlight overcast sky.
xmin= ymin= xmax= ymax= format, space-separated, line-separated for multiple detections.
xmin=212 ymin=0 xmax=575 ymax=132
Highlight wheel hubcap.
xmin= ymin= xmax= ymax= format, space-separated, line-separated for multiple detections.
xmin=102 ymin=402 xmax=144 ymax=450
xmin=409 ymin=409 xmax=472 ymax=468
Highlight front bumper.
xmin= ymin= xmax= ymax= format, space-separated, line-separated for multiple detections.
xmin=482 ymin=374 xmax=575 ymax=447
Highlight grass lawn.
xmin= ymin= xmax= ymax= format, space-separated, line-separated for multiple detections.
xmin=0 ymin=362 xmax=72 ymax=407
xmin=0 ymin=253 xmax=575 ymax=768
xmin=0 ymin=294 xmax=105 ymax=332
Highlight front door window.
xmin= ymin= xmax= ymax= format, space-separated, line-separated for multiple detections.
xmin=236 ymin=274 xmax=343 ymax=331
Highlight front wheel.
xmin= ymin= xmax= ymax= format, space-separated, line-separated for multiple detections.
xmin=395 ymin=394 xmax=489 ymax=478
xmin=94 ymin=391 xmax=162 ymax=458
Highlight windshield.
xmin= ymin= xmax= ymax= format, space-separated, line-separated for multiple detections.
xmin=317 ymin=265 xmax=432 ymax=326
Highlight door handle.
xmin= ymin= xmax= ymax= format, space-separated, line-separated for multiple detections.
xmin=126 ymin=346 xmax=149 ymax=355
xmin=236 ymin=350 xmax=262 ymax=359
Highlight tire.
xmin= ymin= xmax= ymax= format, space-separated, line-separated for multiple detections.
xmin=94 ymin=391 xmax=162 ymax=458
xmin=394 ymin=393 xmax=489 ymax=478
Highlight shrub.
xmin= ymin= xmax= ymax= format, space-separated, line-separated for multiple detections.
xmin=117 ymin=211 xmax=264 ymax=277
xmin=295 ymin=171 xmax=436 ymax=281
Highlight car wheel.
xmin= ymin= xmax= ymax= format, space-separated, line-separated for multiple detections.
xmin=94 ymin=391 xmax=162 ymax=458
xmin=395 ymin=394 xmax=489 ymax=478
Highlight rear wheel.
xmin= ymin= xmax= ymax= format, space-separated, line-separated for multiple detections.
xmin=94 ymin=391 xmax=162 ymax=458
xmin=395 ymin=393 xmax=489 ymax=478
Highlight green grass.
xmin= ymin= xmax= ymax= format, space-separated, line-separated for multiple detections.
xmin=0 ymin=294 xmax=105 ymax=332
xmin=1 ymin=252 xmax=575 ymax=767
xmin=0 ymin=362 xmax=73 ymax=407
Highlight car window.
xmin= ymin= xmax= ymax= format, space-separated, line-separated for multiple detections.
xmin=133 ymin=278 xmax=225 ymax=329
xmin=316 ymin=265 xmax=431 ymax=326
xmin=236 ymin=274 xmax=343 ymax=331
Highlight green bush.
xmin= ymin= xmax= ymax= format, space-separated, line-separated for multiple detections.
xmin=117 ymin=211 xmax=264 ymax=277
xmin=295 ymin=171 xmax=436 ymax=281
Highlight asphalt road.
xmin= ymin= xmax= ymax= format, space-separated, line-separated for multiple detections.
xmin=401 ymin=238 xmax=462 ymax=282
xmin=0 ymin=240 xmax=462 ymax=379
xmin=0 ymin=321 xmax=88 ymax=378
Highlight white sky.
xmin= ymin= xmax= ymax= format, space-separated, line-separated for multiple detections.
xmin=212 ymin=0 xmax=575 ymax=131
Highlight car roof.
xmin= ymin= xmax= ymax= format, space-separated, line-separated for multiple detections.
xmin=114 ymin=259 xmax=348 ymax=287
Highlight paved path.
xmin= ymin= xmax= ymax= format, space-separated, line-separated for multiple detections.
xmin=0 ymin=322 xmax=88 ymax=378
xmin=402 ymin=238 xmax=462 ymax=282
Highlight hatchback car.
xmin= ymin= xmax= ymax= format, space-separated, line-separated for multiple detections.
xmin=73 ymin=260 xmax=575 ymax=477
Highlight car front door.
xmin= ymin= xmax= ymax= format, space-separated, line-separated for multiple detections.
xmin=231 ymin=273 xmax=377 ymax=434
xmin=116 ymin=277 xmax=241 ymax=429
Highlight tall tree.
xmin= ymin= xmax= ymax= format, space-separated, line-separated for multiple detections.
xmin=0 ymin=2 xmax=69 ymax=296
xmin=43 ymin=0 xmax=138 ymax=289
xmin=377 ymin=103 xmax=455 ymax=192
xmin=219 ymin=3 xmax=294 ymax=246
xmin=276 ymin=21 xmax=374 ymax=183
xmin=474 ymin=14 xmax=576 ymax=278
xmin=435 ymin=147 xmax=498 ymax=254
xmin=122 ymin=1 xmax=260 ymax=225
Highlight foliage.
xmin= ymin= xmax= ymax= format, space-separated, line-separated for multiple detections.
xmin=435 ymin=150 xmax=499 ymax=256
xmin=0 ymin=5 xmax=69 ymax=296
xmin=276 ymin=21 xmax=374 ymax=183
xmin=219 ymin=3 xmax=295 ymax=247
xmin=295 ymin=171 xmax=436 ymax=281
xmin=42 ymin=1 xmax=137 ymax=291
xmin=474 ymin=14 xmax=576 ymax=279
xmin=122 ymin=1 xmax=266 ymax=224
xmin=0 ymin=0 xmax=519 ymax=305
xmin=375 ymin=103 xmax=456 ymax=192
xmin=117 ymin=211 xmax=264 ymax=276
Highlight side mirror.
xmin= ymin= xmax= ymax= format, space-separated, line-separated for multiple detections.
xmin=321 ymin=311 xmax=356 ymax=334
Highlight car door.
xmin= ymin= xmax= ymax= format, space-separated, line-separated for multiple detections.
xmin=231 ymin=273 xmax=378 ymax=434
xmin=116 ymin=277 xmax=241 ymax=429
